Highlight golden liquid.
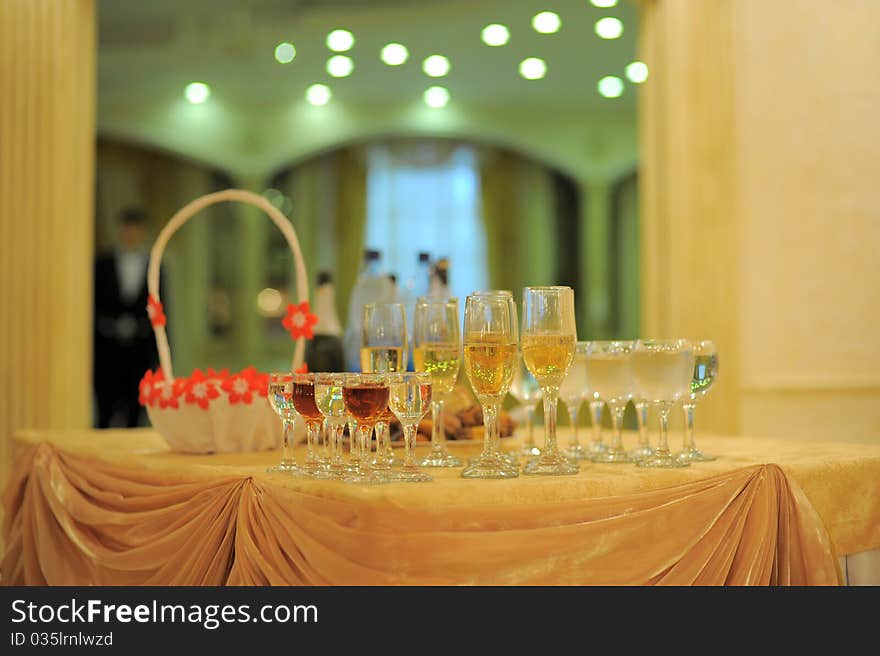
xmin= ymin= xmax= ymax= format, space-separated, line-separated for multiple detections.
xmin=360 ymin=346 xmax=405 ymax=373
xmin=463 ymin=338 xmax=517 ymax=399
xmin=413 ymin=344 xmax=461 ymax=396
xmin=521 ymin=333 xmax=576 ymax=385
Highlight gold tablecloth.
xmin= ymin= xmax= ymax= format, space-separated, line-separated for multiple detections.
xmin=3 ymin=428 xmax=879 ymax=586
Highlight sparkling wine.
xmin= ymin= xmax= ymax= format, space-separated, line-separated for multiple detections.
xmin=632 ymin=350 xmax=695 ymax=403
xmin=691 ymin=353 xmax=718 ymax=395
xmin=559 ymin=351 xmax=588 ymax=406
xmin=268 ymin=381 xmax=295 ymax=418
xmin=389 ymin=381 xmax=433 ymax=423
xmin=463 ymin=338 xmax=517 ymax=399
xmin=342 ymin=384 xmax=389 ymax=422
xmin=584 ymin=353 xmax=633 ymax=403
xmin=413 ymin=344 xmax=460 ymax=396
xmin=521 ymin=333 xmax=576 ymax=385
xmin=360 ymin=346 xmax=405 ymax=373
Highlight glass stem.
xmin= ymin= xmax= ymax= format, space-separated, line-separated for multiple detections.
xmin=610 ymin=404 xmax=625 ymax=453
xmin=657 ymin=404 xmax=671 ymax=455
xmin=348 ymin=419 xmax=359 ymax=462
xmin=590 ymin=400 xmax=604 ymax=447
xmin=307 ymin=421 xmax=322 ymax=466
xmin=373 ymin=421 xmax=388 ymax=467
xmin=568 ymin=407 xmax=579 ymax=449
xmin=357 ymin=424 xmax=373 ymax=471
xmin=402 ymin=424 xmax=418 ymax=470
xmin=636 ymin=402 xmax=649 ymax=448
xmin=281 ymin=418 xmax=294 ymax=466
xmin=482 ymin=402 xmax=500 ymax=458
xmin=331 ymin=423 xmax=346 ymax=469
xmin=542 ymin=389 xmax=559 ymax=458
xmin=430 ymin=398 xmax=446 ymax=454
xmin=525 ymin=406 xmax=536 ymax=449
xmin=683 ymin=402 xmax=696 ymax=451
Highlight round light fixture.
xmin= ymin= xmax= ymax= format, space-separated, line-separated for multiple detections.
xmin=326 ymin=29 xmax=354 ymax=52
xmin=625 ymin=61 xmax=649 ymax=83
xmin=590 ymin=0 xmax=618 ymax=7
xmin=184 ymin=82 xmax=210 ymax=104
xmin=327 ymin=55 xmax=354 ymax=77
xmin=519 ymin=57 xmax=547 ymax=80
xmin=481 ymin=23 xmax=510 ymax=47
xmin=595 ymin=17 xmax=624 ymax=39
xmin=381 ymin=43 xmax=409 ymax=66
xmin=598 ymin=76 xmax=625 ymax=98
xmin=274 ymin=42 xmax=296 ymax=64
xmin=306 ymin=83 xmax=332 ymax=106
xmin=422 ymin=55 xmax=451 ymax=77
xmin=423 ymin=86 xmax=450 ymax=108
xmin=532 ymin=11 xmax=561 ymax=34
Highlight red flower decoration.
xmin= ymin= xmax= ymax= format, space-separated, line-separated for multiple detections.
xmin=183 ymin=369 xmax=221 ymax=410
xmin=295 ymin=363 xmax=308 ymax=374
xmin=222 ymin=372 xmax=255 ymax=405
xmin=154 ymin=378 xmax=185 ymax=409
xmin=147 ymin=295 xmax=166 ymax=327
xmin=282 ymin=301 xmax=318 ymax=340
xmin=139 ymin=369 xmax=157 ymax=406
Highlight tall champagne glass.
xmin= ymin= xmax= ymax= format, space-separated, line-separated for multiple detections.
xmin=627 ymin=398 xmax=654 ymax=461
xmin=585 ymin=341 xmax=634 ymax=463
xmin=362 ymin=302 xmax=407 ymax=470
xmin=388 ymin=373 xmax=434 ymax=482
xmin=509 ymin=354 xmax=543 ymax=457
xmin=633 ymin=339 xmax=694 ymax=468
xmin=461 ymin=293 xmax=519 ymax=478
xmin=559 ymin=341 xmax=589 ymax=460
xmin=521 ymin=286 xmax=579 ymax=476
xmin=677 ymin=340 xmax=719 ymax=463
xmin=342 ymin=373 xmax=389 ymax=484
xmin=315 ymin=373 xmax=348 ymax=479
xmin=413 ymin=297 xmax=463 ymax=468
xmin=267 ymin=372 xmax=303 ymax=474
xmin=292 ymin=373 xmax=326 ymax=476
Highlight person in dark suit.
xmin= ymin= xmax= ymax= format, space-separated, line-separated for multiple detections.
xmin=93 ymin=208 xmax=164 ymax=428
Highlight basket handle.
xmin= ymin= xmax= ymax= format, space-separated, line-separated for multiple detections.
xmin=147 ymin=189 xmax=308 ymax=382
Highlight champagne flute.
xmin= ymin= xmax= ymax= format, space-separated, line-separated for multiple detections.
xmin=315 ymin=373 xmax=348 ymax=479
xmin=266 ymin=372 xmax=303 ymax=474
xmin=627 ymin=398 xmax=654 ymax=461
xmin=559 ymin=341 xmax=589 ymax=460
xmin=585 ymin=341 xmax=634 ymax=463
xmin=521 ymin=286 xmax=579 ymax=476
xmin=461 ymin=293 xmax=520 ymax=478
xmin=292 ymin=373 xmax=327 ymax=476
xmin=677 ymin=340 xmax=719 ymax=463
xmin=362 ymin=302 xmax=408 ymax=470
xmin=387 ymin=373 xmax=434 ymax=482
xmin=413 ymin=297 xmax=464 ymax=468
xmin=633 ymin=339 xmax=694 ymax=468
xmin=510 ymin=354 xmax=543 ymax=457
xmin=342 ymin=373 xmax=389 ymax=484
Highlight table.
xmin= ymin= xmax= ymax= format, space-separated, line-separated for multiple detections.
xmin=3 ymin=428 xmax=879 ymax=586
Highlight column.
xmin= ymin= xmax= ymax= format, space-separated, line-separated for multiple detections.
xmin=577 ymin=179 xmax=613 ymax=339
xmin=0 ymin=0 xmax=96 ymax=483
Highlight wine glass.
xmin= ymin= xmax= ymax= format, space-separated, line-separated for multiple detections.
xmin=585 ymin=341 xmax=634 ymax=463
xmin=632 ymin=339 xmax=694 ymax=468
xmin=677 ymin=340 xmax=719 ymax=463
xmin=559 ymin=341 xmax=589 ymax=460
xmin=314 ymin=373 xmax=349 ymax=479
xmin=362 ymin=302 xmax=408 ymax=469
xmin=461 ymin=293 xmax=520 ymax=478
xmin=627 ymin=398 xmax=654 ymax=461
xmin=266 ymin=372 xmax=303 ymax=474
xmin=387 ymin=373 xmax=434 ymax=482
xmin=291 ymin=373 xmax=327 ymax=476
xmin=413 ymin=297 xmax=463 ymax=468
xmin=342 ymin=373 xmax=389 ymax=484
xmin=521 ymin=286 xmax=579 ymax=476
xmin=510 ymin=354 xmax=543 ymax=457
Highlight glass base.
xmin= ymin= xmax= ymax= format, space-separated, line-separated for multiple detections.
xmin=420 ymin=449 xmax=464 ymax=468
xmin=637 ymin=451 xmax=691 ymax=468
xmin=266 ymin=462 xmax=305 ymax=476
xmin=591 ymin=449 xmax=631 ymax=464
xmin=676 ymin=447 xmax=717 ymax=463
xmin=461 ymin=454 xmax=520 ymax=479
xmin=519 ymin=444 xmax=541 ymax=457
xmin=564 ymin=444 xmax=591 ymax=461
xmin=394 ymin=468 xmax=434 ymax=483
xmin=523 ymin=452 xmax=579 ymax=476
xmin=342 ymin=469 xmax=387 ymax=485
xmin=588 ymin=441 xmax=608 ymax=455
xmin=627 ymin=445 xmax=655 ymax=462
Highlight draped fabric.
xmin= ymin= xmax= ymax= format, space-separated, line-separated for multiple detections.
xmin=1 ymin=434 xmax=849 ymax=586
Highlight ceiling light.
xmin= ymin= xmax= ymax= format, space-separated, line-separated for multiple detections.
xmin=625 ymin=61 xmax=649 ymax=83
xmin=595 ymin=17 xmax=624 ymax=39
xmin=481 ymin=24 xmax=510 ymax=47
xmin=274 ymin=42 xmax=296 ymax=64
xmin=422 ymin=55 xmax=450 ymax=77
xmin=305 ymin=83 xmax=332 ymax=106
xmin=590 ymin=0 xmax=618 ymax=7
xmin=423 ymin=86 xmax=450 ymax=108
xmin=598 ymin=76 xmax=624 ymax=98
xmin=519 ymin=57 xmax=547 ymax=80
xmin=327 ymin=55 xmax=354 ymax=77
xmin=326 ymin=29 xmax=354 ymax=52
xmin=184 ymin=82 xmax=210 ymax=104
xmin=532 ymin=11 xmax=561 ymax=34
xmin=381 ymin=43 xmax=409 ymax=66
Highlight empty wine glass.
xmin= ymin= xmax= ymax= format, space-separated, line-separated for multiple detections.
xmin=362 ymin=302 xmax=408 ymax=469
xmin=559 ymin=341 xmax=589 ymax=460
xmin=461 ymin=293 xmax=520 ymax=478
xmin=342 ymin=373 xmax=389 ymax=484
xmin=677 ymin=340 xmax=719 ymax=463
xmin=266 ymin=372 xmax=303 ymax=474
xmin=413 ymin=297 xmax=463 ymax=468
xmin=387 ymin=373 xmax=434 ymax=482
xmin=521 ymin=286 xmax=579 ymax=476
xmin=627 ymin=398 xmax=654 ymax=461
xmin=585 ymin=341 xmax=634 ymax=463
xmin=509 ymin=353 xmax=543 ymax=457
xmin=315 ymin=373 xmax=349 ymax=479
xmin=632 ymin=339 xmax=694 ymax=468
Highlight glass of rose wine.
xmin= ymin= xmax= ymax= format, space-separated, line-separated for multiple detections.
xmin=267 ymin=372 xmax=302 ymax=474
xmin=676 ymin=340 xmax=719 ymax=463
xmin=291 ymin=373 xmax=327 ymax=476
xmin=387 ymin=373 xmax=433 ymax=482
xmin=342 ymin=373 xmax=390 ymax=484
xmin=585 ymin=341 xmax=634 ymax=463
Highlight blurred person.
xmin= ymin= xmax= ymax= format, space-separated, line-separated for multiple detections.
xmin=93 ymin=207 xmax=164 ymax=428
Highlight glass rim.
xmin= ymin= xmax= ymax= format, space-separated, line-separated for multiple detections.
xmin=343 ymin=372 xmax=388 ymax=385
xmin=633 ymin=338 xmax=692 ymax=350
xmin=522 ymin=285 xmax=573 ymax=292
xmin=415 ymin=295 xmax=459 ymax=305
xmin=386 ymin=371 xmax=432 ymax=383
xmin=470 ymin=289 xmax=512 ymax=296
xmin=363 ymin=301 xmax=406 ymax=310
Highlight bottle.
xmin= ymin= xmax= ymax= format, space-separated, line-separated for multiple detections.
xmin=343 ymin=249 xmax=395 ymax=371
xmin=429 ymin=257 xmax=452 ymax=297
xmin=304 ymin=271 xmax=345 ymax=373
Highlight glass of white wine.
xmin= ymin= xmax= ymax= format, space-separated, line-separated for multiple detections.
xmin=632 ymin=339 xmax=694 ymax=468
xmin=521 ymin=286 xmax=579 ymax=476
xmin=627 ymin=398 xmax=654 ymax=462
xmin=266 ymin=372 xmax=303 ymax=475
xmin=461 ymin=293 xmax=520 ymax=478
xmin=677 ymin=340 xmax=719 ymax=463
xmin=585 ymin=341 xmax=634 ymax=463
xmin=510 ymin=354 xmax=543 ymax=457
xmin=413 ymin=297 xmax=464 ymax=468
xmin=559 ymin=341 xmax=589 ymax=460
xmin=314 ymin=373 xmax=349 ymax=479
xmin=361 ymin=302 xmax=408 ymax=471
xmin=387 ymin=373 xmax=434 ymax=482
